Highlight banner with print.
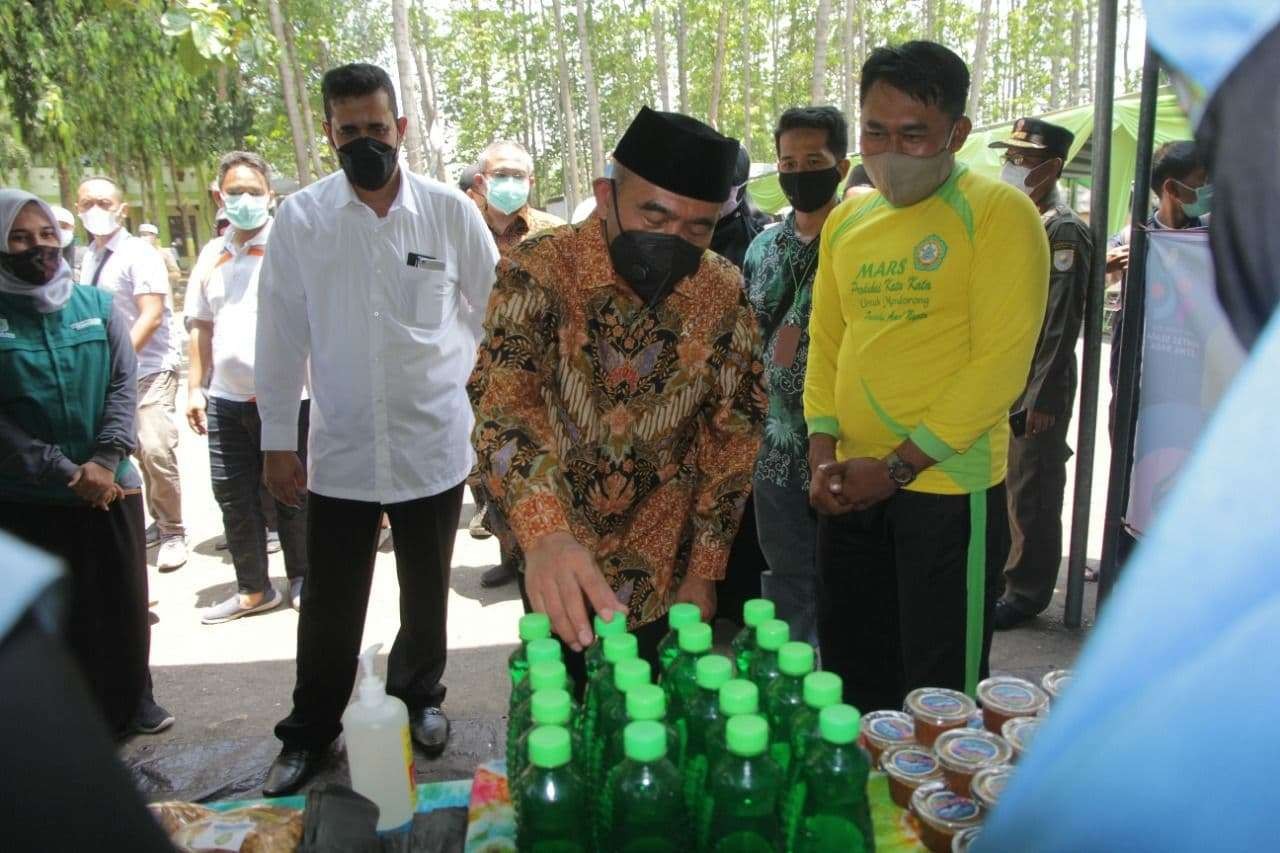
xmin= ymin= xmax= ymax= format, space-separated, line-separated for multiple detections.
xmin=1125 ymin=229 xmax=1245 ymax=535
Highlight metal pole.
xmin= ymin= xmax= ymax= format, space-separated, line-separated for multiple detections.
xmin=1097 ymin=45 xmax=1162 ymax=604
xmin=1063 ymin=0 xmax=1119 ymax=629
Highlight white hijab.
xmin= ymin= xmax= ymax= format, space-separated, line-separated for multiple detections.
xmin=0 ymin=188 xmax=74 ymax=313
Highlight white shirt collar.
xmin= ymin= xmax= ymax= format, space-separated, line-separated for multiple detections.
xmin=330 ymin=168 xmax=419 ymax=218
xmin=226 ymin=216 xmax=274 ymax=254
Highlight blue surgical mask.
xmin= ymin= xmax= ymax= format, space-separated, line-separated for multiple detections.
xmin=223 ymin=193 xmax=270 ymax=230
xmin=1177 ymin=181 xmax=1213 ymax=219
xmin=486 ymin=176 xmax=530 ymax=216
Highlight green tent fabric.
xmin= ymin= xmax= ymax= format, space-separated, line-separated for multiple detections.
xmin=746 ymin=88 xmax=1192 ymax=234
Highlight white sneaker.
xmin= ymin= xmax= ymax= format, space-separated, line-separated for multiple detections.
xmin=157 ymin=536 xmax=188 ymax=572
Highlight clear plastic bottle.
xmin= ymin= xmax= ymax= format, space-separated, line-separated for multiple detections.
xmin=700 ymin=714 xmax=784 ymax=852
xmin=657 ymin=602 xmax=703 ymax=673
xmin=731 ymin=599 xmax=776 ymax=677
xmin=763 ymin=641 xmax=815 ymax=774
xmin=514 ymin=725 xmax=590 ymax=853
xmin=342 ymin=644 xmax=416 ymax=832
xmin=508 ymin=660 xmax=574 ymax=777
xmin=599 ymin=720 xmax=692 ymax=853
xmin=748 ymin=619 xmax=791 ymax=695
xmin=662 ymin=621 xmax=713 ymax=719
xmin=512 ymin=688 xmax=582 ymax=802
xmin=679 ymin=655 xmax=735 ymax=816
xmin=508 ymin=612 xmax=553 ymax=694
xmin=785 ymin=704 xmax=873 ymax=853
xmin=786 ymin=671 xmax=844 ymax=787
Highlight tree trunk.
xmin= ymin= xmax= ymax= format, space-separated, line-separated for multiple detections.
xmin=708 ymin=4 xmax=730 ymax=128
xmin=167 ymin=158 xmax=196 ymax=260
xmin=1122 ymin=0 xmax=1132 ymax=86
xmin=575 ymin=0 xmax=605 ymax=177
xmin=675 ymin=5 xmax=688 ymax=113
xmin=550 ymin=0 xmax=580 ymax=208
xmin=967 ymin=0 xmax=992 ymax=121
xmin=390 ymin=0 xmax=426 ymax=173
xmin=1085 ymin=0 xmax=1094 ymax=100
xmin=266 ymin=0 xmax=311 ymax=185
xmin=811 ymin=0 xmax=832 ymax=102
xmin=282 ymin=4 xmax=325 ymax=179
xmin=652 ymin=4 xmax=670 ymax=111
xmin=216 ymin=65 xmax=228 ymax=101
xmin=1070 ymin=0 xmax=1083 ymax=105
xmin=840 ymin=0 xmax=854 ymax=123
xmin=414 ymin=44 xmax=447 ymax=181
xmin=925 ymin=0 xmax=937 ymax=40
xmin=742 ymin=0 xmax=751 ymax=151
xmin=55 ymin=153 xmax=73 ymax=211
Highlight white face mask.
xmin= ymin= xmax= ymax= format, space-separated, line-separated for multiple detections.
xmin=79 ymin=205 xmax=120 ymax=237
xmin=1000 ymin=158 xmax=1058 ymax=199
xmin=58 ymin=226 xmax=74 ymax=248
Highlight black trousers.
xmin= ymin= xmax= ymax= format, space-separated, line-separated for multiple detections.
xmin=274 ymin=483 xmax=464 ymax=750
xmin=0 ymin=494 xmax=149 ymax=735
xmin=1002 ymin=414 xmax=1073 ymax=615
xmin=816 ymin=484 xmax=1009 ymax=714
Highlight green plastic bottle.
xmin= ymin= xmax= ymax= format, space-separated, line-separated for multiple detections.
xmin=786 ymin=671 xmax=844 ymax=786
xmin=704 ymin=679 xmax=760 ymax=772
xmin=582 ymin=632 xmax=639 ymax=771
xmin=512 ymin=688 xmax=582 ymax=799
xmin=732 ymin=599 xmax=776 ymax=677
xmin=663 ymin=621 xmax=713 ymax=719
xmin=509 ymin=612 xmax=553 ymax=692
xmin=509 ymin=637 xmax=563 ymax=718
xmin=585 ymin=612 xmax=629 ymax=681
xmin=680 ymin=655 xmax=734 ymax=816
xmin=604 ymin=683 xmax=682 ymax=777
xmin=700 ymin=714 xmax=784 ymax=853
xmin=785 ymin=704 xmax=874 ymax=853
xmin=509 ymin=661 xmax=574 ymax=777
xmin=514 ymin=725 xmax=591 ymax=853
xmin=763 ymin=641 xmax=815 ymax=774
xmin=748 ymin=619 xmax=790 ymax=694
xmin=599 ymin=720 xmax=692 ymax=853
xmin=657 ymin=603 xmax=703 ymax=673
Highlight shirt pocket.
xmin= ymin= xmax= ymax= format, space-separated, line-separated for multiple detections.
xmin=397 ymin=266 xmax=450 ymax=328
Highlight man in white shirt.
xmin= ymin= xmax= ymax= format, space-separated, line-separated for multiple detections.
xmin=78 ymin=177 xmax=187 ymax=572
xmin=256 ymin=63 xmax=499 ymax=796
xmin=185 ymin=150 xmax=310 ymax=625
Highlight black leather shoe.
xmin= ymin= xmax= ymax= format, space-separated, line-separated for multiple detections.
xmin=480 ymin=561 xmax=516 ymax=588
xmin=262 ymin=747 xmax=323 ymax=797
xmin=993 ymin=599 xmax=1035 ymax=631
xmin=411 ymin=707 xmax=450 ymax=757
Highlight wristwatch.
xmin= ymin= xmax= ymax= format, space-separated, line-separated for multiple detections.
xmin=884 ymin=451 xmax=917 ymax=488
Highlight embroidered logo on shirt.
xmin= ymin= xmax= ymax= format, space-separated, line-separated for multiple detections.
xmin=913 ymin=234 xmax=948 ymax=272
xmin=70 ymin=317 xmax=103 ymax=331
xmin=1053 ymin=247 xmax=1075 ymax=272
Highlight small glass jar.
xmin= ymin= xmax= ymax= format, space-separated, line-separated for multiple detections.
xmin=881 ymin=744 xmax=943 ymax=809
xmin=859 ymin=710 xmax=915 ymax=766
xmin=933 ymin=728 xmax=1013 ymax=798
xmin=911 ymin=780 xmax=984 ymax=853
xmin=976 ymin=676 xmax=1049 ymax=734
xmin=905 ymin=687 xmax=976 ymax=748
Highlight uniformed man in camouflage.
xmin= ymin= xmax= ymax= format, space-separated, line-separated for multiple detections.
xmin=988 ymin=118 xmax=1092 ymax=629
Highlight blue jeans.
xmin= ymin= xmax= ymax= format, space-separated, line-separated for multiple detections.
xmin=753 ymin=478 xmax=820 ymax=647
xmin=206 ymin=397 xmax=309 ymax=594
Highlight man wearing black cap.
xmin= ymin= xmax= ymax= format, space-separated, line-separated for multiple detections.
xmin=989 ymin=117 xmax=1093 ymax=629
xmin=468 ymin=106 xmax=765 ymax=674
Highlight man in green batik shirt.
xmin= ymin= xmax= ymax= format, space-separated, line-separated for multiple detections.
xmin=744 ymin=106 xmax=850 ymax=646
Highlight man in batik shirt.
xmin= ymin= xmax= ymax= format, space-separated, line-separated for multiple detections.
xmin=469 ymin=106 xmax=765 ymax=678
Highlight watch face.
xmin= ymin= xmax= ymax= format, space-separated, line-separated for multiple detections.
xmin=890 ymin=459 xmax=914 ymax=485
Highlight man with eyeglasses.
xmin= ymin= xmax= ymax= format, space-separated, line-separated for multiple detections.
xmin=987 ymin=118 xmax=1092 ymax=630
xmin=469 ymin=139 xmax=565 ymax=588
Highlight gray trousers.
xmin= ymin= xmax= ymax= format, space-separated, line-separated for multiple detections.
xmin=1001 ymin=413 xmax=1073 ymax=615
xmin=753 ymin=478 xmax=820 ymax=647
xmin=136 ymin=370 xmax=183 ymax=537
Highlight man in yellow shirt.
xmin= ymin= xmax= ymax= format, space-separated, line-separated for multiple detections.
xmin=803 ymin=41 xmax=1048 ymax=713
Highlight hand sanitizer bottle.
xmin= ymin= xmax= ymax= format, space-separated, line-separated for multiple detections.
xmin=342 ymin=643 xmax=416 ymax=832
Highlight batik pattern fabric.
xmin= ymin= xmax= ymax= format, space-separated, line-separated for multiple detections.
xmin=743 ymin=214 xmax=819 ymax=492
xmin=468 ymin=218 xmax=765 ymax=628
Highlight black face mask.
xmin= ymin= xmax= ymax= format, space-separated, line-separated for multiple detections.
xmin=0 ymin=245 xmax=61 ymax=286
xmin=337 ymin=136 xmax=399 ymax=191
xmin=606 ymin=180 xmax=704 ymax=306
xmin=779 ymin=166 xmax=841 ymax=213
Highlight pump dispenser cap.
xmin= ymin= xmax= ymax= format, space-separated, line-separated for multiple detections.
xmin=696 ymin=655 xmax=734 ymax=691
xmin=357 ymin=643 xmax=386 ymax=707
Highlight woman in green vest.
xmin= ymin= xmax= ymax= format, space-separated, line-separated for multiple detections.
xmin=0 ymin=188 xmax=155 ymax=736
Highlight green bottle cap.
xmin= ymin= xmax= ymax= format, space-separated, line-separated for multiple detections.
xmin=626 ymin=684 xmax=667 ymax=721
xmin=756 ymin=619 xmax=790 ymax=652
xmin=778 ymin=641 xmax=815 ymax=677
xmin=624 ymin=720 xmax=666 ymax=762
xmin=696 ymin=655 xmax=734 ymax=691
xmin=603 ymin=633 xmax=639 ymax=664
xmin=527 ymin=724 xmax=572 ymax=769
xmin=819 ymin=703 xmax=861 ymax=745
xmin=594 ymin=612 xmax=627 ymax=639
xmin=526 ymin=637 xmax=562 ymax=665
xmin=742 ymin=598 xmax=775 ymax=627
xmin=613 ymin=657 xmax=651 ymax=692
xmin=518 ymin=613 xmax=552 ymax=643
xmin=803 ymin=671 xmax=843 ymax=709
xmin=677 ymin=622 xmax=713 ymax=654
xmin=528 ymin=660 xmax=567 ymax=691
xmin=718 ymin=679 xmax=759 ymax=716
xmin=726 ymin=714 xmax=769 ymax=757
xmin=667 ymin=602 xmax=701 ymax=633
xmin=530 ymin=688 xmax=573 ymax=726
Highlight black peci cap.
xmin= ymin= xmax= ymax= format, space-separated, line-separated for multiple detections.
xmin=612 ymin=106 xmax=741 ymax=203
xmin=989 ymin=117 xmax=1075 ymax=161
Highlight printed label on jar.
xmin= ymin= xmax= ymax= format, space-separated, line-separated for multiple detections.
xmin=890 ymin=749 xmax=937 ymax=776
xmin=988 ymin=683 xmax=1036 ymax=708
xmin=870 ymin=717 xmax=914 ymax=741
xmin=946 ymin=736 xmax=1001 ymax=763
xmin=928 ymin=792 xmax=980 ymax=822
xmin=918 ymin=692 xmax=965 ymax=715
